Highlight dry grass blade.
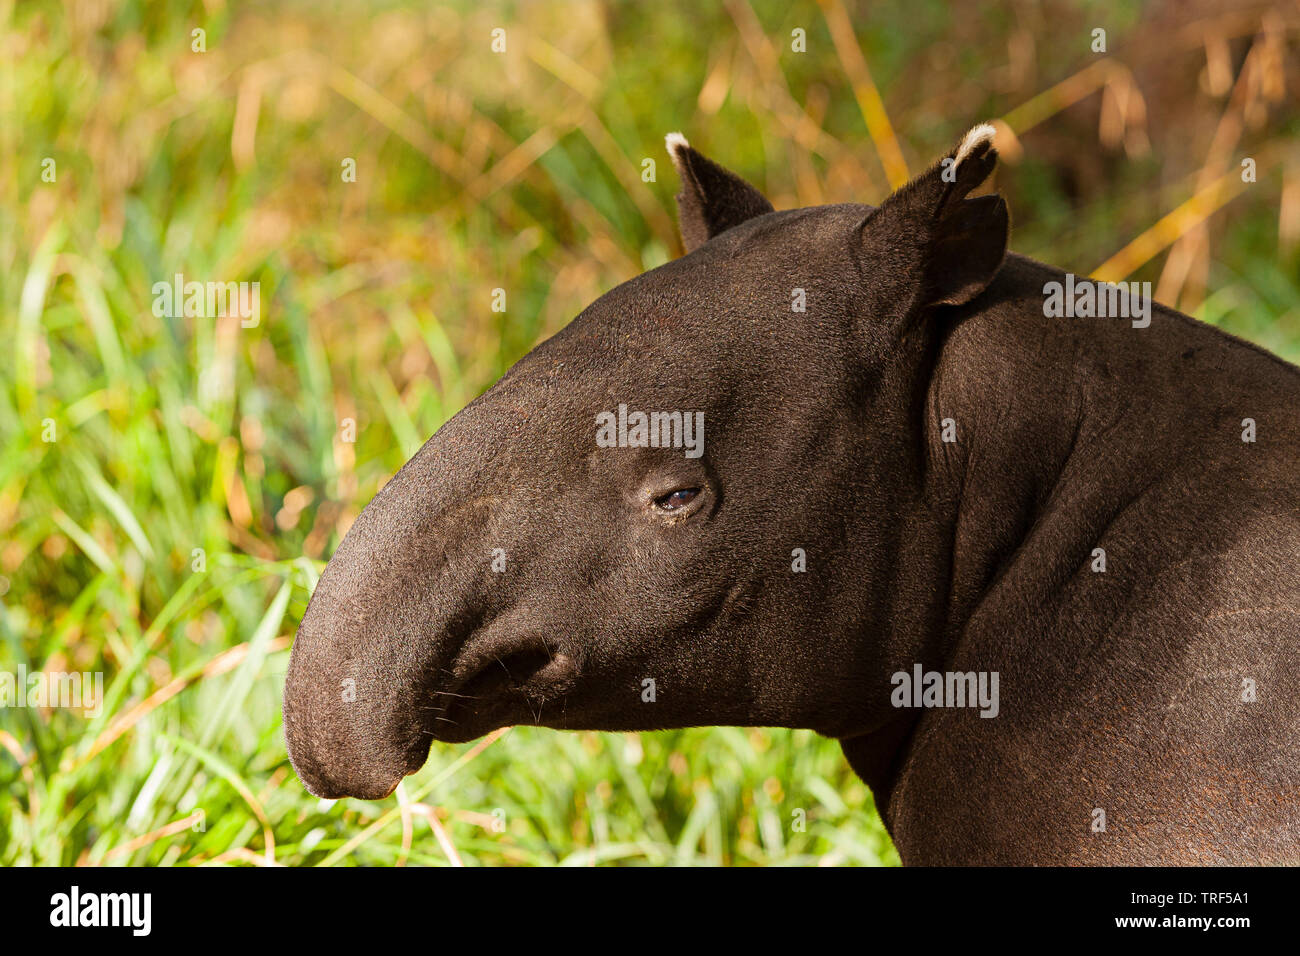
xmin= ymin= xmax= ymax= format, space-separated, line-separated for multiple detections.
xmin=818 ymin=0 xmax=909 ymax=188
xmin=315 ymin=727 xmax=510 ymax=867
xmin=1000 ymin=60 xmax=1114 ymax=136
xmin=411 ymin=803 xmax=465 ymax=867
xmin=73 ymin=636 xmax=294 ymax=769
xmin=1091 ymin=167 xmax=1253 ymax=283
xmin=97 ymin=812 xmax=204 ymax=863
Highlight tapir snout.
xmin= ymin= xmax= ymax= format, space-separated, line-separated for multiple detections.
xmin=283 ymin=393 xmax=591 ymax=798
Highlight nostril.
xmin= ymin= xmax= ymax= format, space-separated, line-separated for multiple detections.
xmin=455 ymin=644 xmax=564 ymax=698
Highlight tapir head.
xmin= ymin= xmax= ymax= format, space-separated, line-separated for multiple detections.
xmin=283 ymin=125 xmax=1009 ymax=798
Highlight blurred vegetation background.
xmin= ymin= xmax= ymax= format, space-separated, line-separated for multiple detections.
xmin=1 ymin=0 xmax=1297 ymax=866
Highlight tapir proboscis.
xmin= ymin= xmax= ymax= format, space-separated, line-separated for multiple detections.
xmin=283 ymin=124 xmax=1300 ymax=865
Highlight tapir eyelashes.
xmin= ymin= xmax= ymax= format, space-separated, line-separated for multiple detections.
xmin=654 ymin=487 xmax=700 ymax=511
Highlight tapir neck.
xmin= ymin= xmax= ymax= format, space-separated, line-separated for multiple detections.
xmin=844 ymin=252 xmax=1211 ymax=819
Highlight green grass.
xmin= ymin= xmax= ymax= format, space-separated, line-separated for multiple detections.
xmin=1 ymin=0 xmax=1296 ymax=866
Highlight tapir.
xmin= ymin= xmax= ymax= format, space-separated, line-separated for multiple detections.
xmin=282 ymin=124 xmax=1300 ymax=865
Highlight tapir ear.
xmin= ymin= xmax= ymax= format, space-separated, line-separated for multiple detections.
xmin=666 ymin=132 xmax=775 ymax=253
xmin=861 ymin=123 xmax=1009 ymax=312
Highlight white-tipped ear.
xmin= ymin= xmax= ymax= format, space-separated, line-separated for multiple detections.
xmin=665 ymin=131 xmax=690 ymax=162
xmin=954 ymin=122 xmax=997 ymax=169
xmin=860 ymin=121 xmax=1008 ymax=313
xmin=665 ymin=132 xmax=774 ymax=253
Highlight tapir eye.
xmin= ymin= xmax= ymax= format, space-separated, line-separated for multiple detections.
xmin=654 ymin=487 xmax=700 ymax=512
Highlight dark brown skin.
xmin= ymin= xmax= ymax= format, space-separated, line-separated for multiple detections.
xmin=282 ymin=127 xmax=1300 ymax=864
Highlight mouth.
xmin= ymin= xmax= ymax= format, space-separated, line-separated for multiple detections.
xmin=433 ymin=635 xmax=578 ymax=740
